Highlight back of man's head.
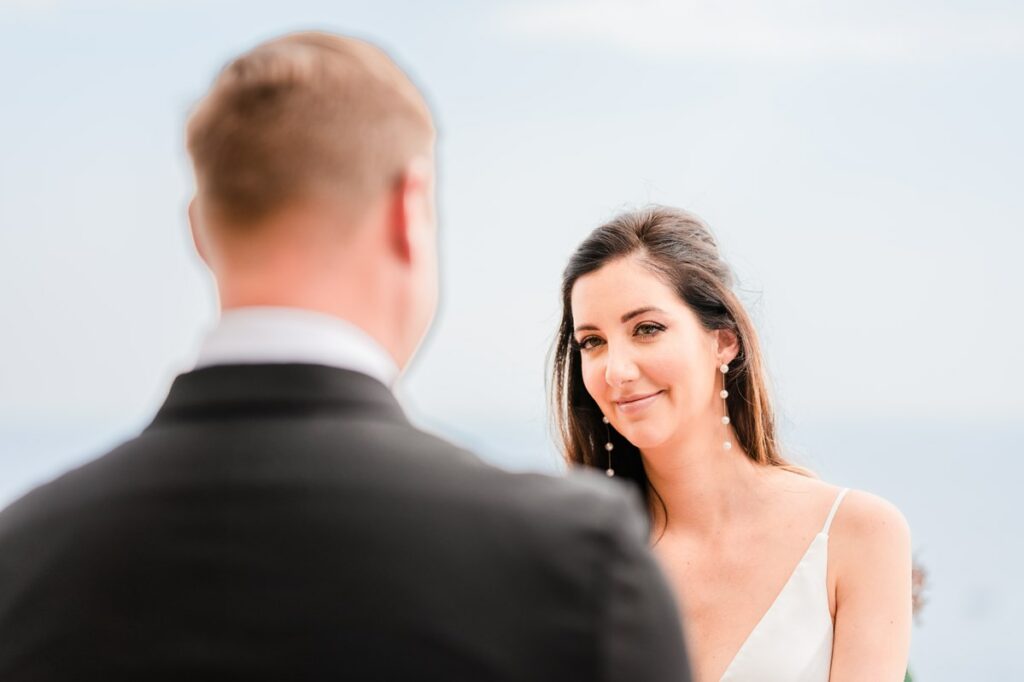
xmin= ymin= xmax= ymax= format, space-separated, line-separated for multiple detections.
xmin=184 ymin=32 xmax=439 ymax=369
xmin=186 ymin=31 xmax=434 ymax=229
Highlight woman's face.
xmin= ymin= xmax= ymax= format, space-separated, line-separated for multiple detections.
xmin=570 ymin=255 xmax=732 ymax=451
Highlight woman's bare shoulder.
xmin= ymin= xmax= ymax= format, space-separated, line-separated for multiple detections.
xmin=764 ymin=469 xmax=909 ymax=543
xmin=829 ymin=489 xmax=912 ymax=588
xmin=762 ymin=465 xmax=842 ymax=502
xmin=831 ymin=489 xmax=910 ymax=541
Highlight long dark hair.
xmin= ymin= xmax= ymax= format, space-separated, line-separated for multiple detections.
xmin=550 ymin=206 xmax=801 ymax=527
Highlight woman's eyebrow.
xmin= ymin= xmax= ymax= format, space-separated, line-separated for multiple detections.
xmin=574 ymin=306 xmax=667 ymax=333
xmin=620 ymin=306 xmax=665 ymax=324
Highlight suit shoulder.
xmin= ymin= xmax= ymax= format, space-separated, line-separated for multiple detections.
xmin=369 ymin=420 xmax=631 ymax=500
xmin=472 ymin=464 xmax=647 ymax=545
xmin=0 ymin=436 xmax=141 ymax=537
xmin=374 ymin=422 xmax=644 ymax=529
xmin=519 ymin=467 xmax=643 ymax=519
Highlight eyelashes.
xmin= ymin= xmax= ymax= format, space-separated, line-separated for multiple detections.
xmin=575 ymin=321 xmax=666 ymax=351
xmin=634 ymin=322 xmax=665 ymax=337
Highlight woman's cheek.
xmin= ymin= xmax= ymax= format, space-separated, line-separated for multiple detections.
xmin=581 ymin=360 xmax=605 ymax=411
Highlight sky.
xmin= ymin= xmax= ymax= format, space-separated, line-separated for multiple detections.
xmin=2 ymin=0 xmax=1021 ymax=442
xmin=2 ymin=1 xmax=1023 ymax=677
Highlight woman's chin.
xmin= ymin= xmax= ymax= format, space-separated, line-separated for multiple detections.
xmin=622 ymin=427 xmax=673 ymax=451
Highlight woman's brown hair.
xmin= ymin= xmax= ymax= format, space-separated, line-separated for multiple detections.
xmin=551 ymin=206 xmax=802 ymax=527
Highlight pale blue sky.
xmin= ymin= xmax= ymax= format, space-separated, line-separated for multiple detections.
xmin=2 ymin=1 xmax=1023 ymax=677
xmin=2 ymin=1 xmax=1021 ymax=439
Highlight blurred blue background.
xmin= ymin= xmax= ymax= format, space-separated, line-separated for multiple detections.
xmin=2 ymin=1 xmax=1022 ymax=678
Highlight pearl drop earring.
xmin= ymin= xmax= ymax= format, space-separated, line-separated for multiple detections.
xmin=603 ymin=415 xmax=615 ymax=477
xmin=720 ymin=363 xmax=732 ymax=451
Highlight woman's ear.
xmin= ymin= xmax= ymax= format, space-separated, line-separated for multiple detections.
xmin=715 ymin=328 xmax=740 ymax=365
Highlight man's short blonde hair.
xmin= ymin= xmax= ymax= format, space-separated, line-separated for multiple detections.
xmin=186 ymin=31 xmax=434 ymax=227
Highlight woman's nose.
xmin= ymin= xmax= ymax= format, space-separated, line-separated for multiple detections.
xmin=604 ymin=343 xmax=640 ymax=386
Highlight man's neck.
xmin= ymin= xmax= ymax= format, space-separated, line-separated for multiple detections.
xmin=216 ymin=265 xmax=404 ymax=370
xmin=196 ymin=305 xmax=400 ymax=387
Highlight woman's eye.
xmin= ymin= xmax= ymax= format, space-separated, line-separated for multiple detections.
xmin=635 ymin=322 xmax=665 ymax=338
xmin=577 ymin=336 xmax=604 ymax=350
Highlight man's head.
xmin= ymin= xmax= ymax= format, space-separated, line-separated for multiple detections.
xmin=186 ymin=31 xmax=438 ymax=370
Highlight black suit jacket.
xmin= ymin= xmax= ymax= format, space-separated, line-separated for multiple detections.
xmin=0 ymin=364 xmax=689 ymax=681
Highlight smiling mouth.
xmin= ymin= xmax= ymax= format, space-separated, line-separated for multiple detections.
xmin=614 ymin=390 xmax=665 ymax=413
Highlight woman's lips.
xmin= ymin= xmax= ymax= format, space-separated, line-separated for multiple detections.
xmin=614 ymin=390 xmax=664 ymax=415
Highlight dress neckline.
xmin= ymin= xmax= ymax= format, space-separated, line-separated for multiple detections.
xmin=718 ymin=532 xmax=828 ymax=681
xmin=718 ymin=487 xmax=849 ymax=681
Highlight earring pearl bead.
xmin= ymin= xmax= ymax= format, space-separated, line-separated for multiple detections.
xmin=606 ymin=469 xmax=615 ymax=477
xmin=720 ymin=390 xmax=729 ymax=399
xmin=722 ymin=416 xmax=730 ymax=425
xmin=720 ymin=364 xmax=729 ymax=373
xmin=724 ymin=441 xmax=732 ymax=450
xmin=605 ymin=442 xmax=614 ymax=451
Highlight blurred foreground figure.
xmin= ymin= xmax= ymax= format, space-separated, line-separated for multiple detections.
xmin=0 ymin=31 xmax=688 ymax=681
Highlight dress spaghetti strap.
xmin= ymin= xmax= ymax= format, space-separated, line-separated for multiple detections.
xmin=821 ymin=488 xmax=850 ymax=535
xmin=721 ymin=486 xmax=852 ymax=680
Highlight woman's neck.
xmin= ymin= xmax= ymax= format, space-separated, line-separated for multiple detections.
xmin=642 ymin=426 xmax=768 ymax=541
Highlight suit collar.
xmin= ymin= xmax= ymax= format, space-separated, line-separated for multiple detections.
xmin=148 ymin=363 xmax=408 ymax=428
xmin=194 ymin=307 xmax=400 ymax=388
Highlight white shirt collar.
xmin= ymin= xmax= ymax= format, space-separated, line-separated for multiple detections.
xmin=194 ymin=307 xmax=400 ymax=388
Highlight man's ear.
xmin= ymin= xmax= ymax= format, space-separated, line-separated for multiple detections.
xmin=715 ymin=328 xmax=741 ymax=366
xmin=188 ymin=197 xmax=210 ymax=265
xmin=387 ymin=156 xmax=434 ymax=264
